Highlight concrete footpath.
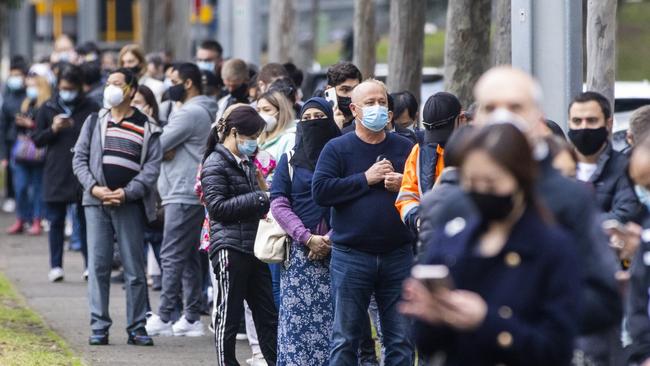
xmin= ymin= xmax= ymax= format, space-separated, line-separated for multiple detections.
xmin=0 ymin=211 xmax=253 ymax=365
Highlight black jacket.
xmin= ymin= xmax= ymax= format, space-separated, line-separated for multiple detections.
xmin=32 ymin=95 xmax=100 ymax=203
xmin=415 ymin=209 xmax=580 ymax=366
xmin=588 ymin=143 xmax=641 ymax=223
xmin=201 ymin=144 xmax=269 ymax=259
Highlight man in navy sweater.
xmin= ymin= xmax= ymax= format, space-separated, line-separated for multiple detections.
xmin=312 ymin=79 xmax=415 ymax=365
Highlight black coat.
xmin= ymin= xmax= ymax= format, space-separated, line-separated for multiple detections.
xmin=415 ymin=209 xmax=581 ymax=366
xmin=0 ymin=89 xmax=26 ymax=160
xmin=201 ymin=144 xmax=270 ymax=259
xmin=32 ymin=95 xmax=100 ymax=203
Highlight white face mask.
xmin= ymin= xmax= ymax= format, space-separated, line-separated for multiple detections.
xmin=103 ymin=84 xmax=125 ymax=108
xmin=260 ymin=113 xmax=278 ymax=132
xmin=163 ymin=78 xmax=173 ymax=90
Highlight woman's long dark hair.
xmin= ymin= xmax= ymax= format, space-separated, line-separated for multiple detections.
xmin=203 ymin=103 xmax=265 ymax=162
xmin=136 ymin=85 xmax=159 ymax=122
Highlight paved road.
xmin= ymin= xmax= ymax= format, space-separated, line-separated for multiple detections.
xmin=0 ymin=211 xmax=253 ymax=365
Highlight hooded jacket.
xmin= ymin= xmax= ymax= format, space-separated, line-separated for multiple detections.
xmin=72 ymin=107 xmax=162 ymax=223
xmin=0 ymin=88 xmax=26 ymax=159
xmin=158 ymin=95 xmax=218 ymax=206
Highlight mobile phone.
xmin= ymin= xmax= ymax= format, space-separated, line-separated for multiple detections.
xmin=324 ymin=87 xmax=338 ymax=111
xmin=411 ymin=264 xmax=454 ymax=291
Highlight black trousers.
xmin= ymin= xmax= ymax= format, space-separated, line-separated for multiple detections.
xmin=212 ymin=248 xmax=277 ymax=366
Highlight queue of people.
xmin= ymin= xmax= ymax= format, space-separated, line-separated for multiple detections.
xmin=3 ymin=33 xmax=650 ymax=366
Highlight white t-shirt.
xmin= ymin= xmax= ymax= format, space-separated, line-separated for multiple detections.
xmin=576 ymin=162 xmax=598 ymax=182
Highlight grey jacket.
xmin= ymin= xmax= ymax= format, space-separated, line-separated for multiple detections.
xmin=157 ymin=95 xmax=218 ymax=206
xmin=72 ymin=108 xmax=163 ymax=223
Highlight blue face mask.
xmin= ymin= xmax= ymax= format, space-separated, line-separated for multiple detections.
xmin=636 ymin=185 xmax=650 ymax=210
xmin=197 ymin=61 xmax=216 ymax=72
xmin=360 ymin=105 xmax=389 ymax=132
xmin=237 ymin=137 xmax=258 ymax=156
xmin=59 ymin=90 xmax=78 ymax=103
xmin=7 ymin=76 xmax=24 ymax=91
xmin=26 ymin=86 xmax=39 ymax=100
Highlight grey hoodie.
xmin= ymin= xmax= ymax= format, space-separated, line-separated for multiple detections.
xmin=158 ymin=95 xmax=218 ymax=205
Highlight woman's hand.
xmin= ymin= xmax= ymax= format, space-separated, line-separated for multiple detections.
xmin=400 ymin=279 xmax=487 ymax=331
xmin=52 ymin=114 xmax=73 ymax=133
xmin=307 ymin=235 xmax=331 ymax=260
xmin=256 ymin=169 xmax=268 ymax=191
xmin=15 ymin=114 xmax=35 ymax=128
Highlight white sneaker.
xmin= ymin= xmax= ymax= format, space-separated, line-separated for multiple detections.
xmin=2 ymin=199 xmax=15 ymax=213
xmin=82 ymin=269 xmax=89 ymax=281
xmin=48 ymin=267 xmax=64 ymax=282
xmin=236 ymin=333 xmax=248 ymax=341
xmin=246 ymin=354 xmax=268 ymax=366
xmin=172 ymin=315 xmax=205 ymax=337
xmin=145 ymin=313 xmax=173 ymax=336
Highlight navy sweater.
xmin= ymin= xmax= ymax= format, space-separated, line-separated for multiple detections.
xmin=312 ymin=131 xmax=414 ymax=253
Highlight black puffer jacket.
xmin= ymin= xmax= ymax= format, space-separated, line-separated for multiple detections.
xmin=201 ymin=144 xmax=270 ymax=259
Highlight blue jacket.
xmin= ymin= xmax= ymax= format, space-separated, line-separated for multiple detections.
xmin=626 ymin=211 xmax=650 ymax=363
xmin=415 ymin=208 xmax=581 ymax=366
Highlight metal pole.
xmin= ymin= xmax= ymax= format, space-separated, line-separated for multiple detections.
xmin=511 ymin=0 xmax=583 ymax=130
xmin=231 ymin=0 xmax=260 ymax=64
xmin=9 ymin=0 xmax=33 ymax=61
xmin=77 ymin=0 xmax=99 ymax=44
xmin=217 ymin=0 xmax=233 ymax=58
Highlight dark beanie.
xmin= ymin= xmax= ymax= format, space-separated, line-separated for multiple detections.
xmin=422 ymin=92 xmax=462 ymax=129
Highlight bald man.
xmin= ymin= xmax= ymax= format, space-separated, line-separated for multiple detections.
xmin=416 ymin=66 xmax=622 ymax=359
xmin=312 ymin=79 xmax=415 ymax=365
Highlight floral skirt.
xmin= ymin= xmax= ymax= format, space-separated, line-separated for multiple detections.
xmin=277 ymin=242 xmax=333 ymax=366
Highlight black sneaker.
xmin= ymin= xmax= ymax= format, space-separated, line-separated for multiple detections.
xmin=127 ymin=328 xmax=154 ymax=346
xmin=88 ymin=330 xmax=109 ymax=346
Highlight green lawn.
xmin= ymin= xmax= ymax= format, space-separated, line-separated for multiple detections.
xmin=0 ymin=273 xmax=83 ymax=366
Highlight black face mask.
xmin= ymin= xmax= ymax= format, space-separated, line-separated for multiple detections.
xmin=230 ymin=83 xmax=249 ymax=103
xmin=338 ymin=96 xmax=352 ymax=117
xmin=168 ymin=84 xmax=186 ymax=102
xmin=468 ymin=191 xmax=515 ymax=222
xmin=568 ymin=127 xmax=608 ymax=156
xmin=293 ymin=117 xmax=342 ymax=170
xmin=127 ymin=65 xmax=141 ymax=76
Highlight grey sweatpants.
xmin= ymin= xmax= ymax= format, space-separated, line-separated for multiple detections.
xmin=158 ymin=203 xmax=204 ymax=322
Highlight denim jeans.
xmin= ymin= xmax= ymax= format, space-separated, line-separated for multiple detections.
xmin=11 ymin=160 xmax=43 ymax=222
xmin=329 ymin=244 xmax=414 ymax=366
xmin=86 ymin=203 xmax=147 ymax=333
xmin=46 ymin=202 xmax=87 ymax=269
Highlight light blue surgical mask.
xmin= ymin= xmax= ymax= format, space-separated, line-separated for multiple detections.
xmin=26 ymin=86 xmax=39 ymax=100
xmin=6 ymin=76 xmax=24 ymax=91
xmin=197 ymin=61 xmax=216 ymax=72
xmin=360 ymin=105 xmax=389 ymax=132
xmin=59 ymin=90 xmax=78 ymax=103
xmin=636 ymin=185 xmax=650 ymax=210
xmin=237 ymin=137 xmax=258 ymax=156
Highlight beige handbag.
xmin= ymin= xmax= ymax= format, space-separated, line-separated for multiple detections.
xmin=253 ymin=151 xmax=294 ymax=264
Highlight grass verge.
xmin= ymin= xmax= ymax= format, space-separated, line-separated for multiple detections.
xmin=0 ymin=273 xmax=83 ymax=366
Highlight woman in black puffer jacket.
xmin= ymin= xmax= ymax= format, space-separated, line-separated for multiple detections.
xmin=200 ymin=104 xmax=277 ymax=366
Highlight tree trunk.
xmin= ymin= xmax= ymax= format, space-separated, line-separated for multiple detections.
xmin=444 ymin=0 xmax=491 ymax=107
xmin=586 ymin=0 xmax=617 ymax=107
xmin=268 ymin=0 xmax=295 ymax=63
xmin=0 ymin=2 xmax=6 ymax=67
xmin=292 ymin=0 xmax=319 ymax=71
xmin=387 ymin=0 xmax=425 ymax=102
xmin=492 ymin=0 xmax=511 ymax=65
xmin=353 ymin=0 xmax=376 ymax=79
xmin=139 ymin=0 xmax=190 ymax=60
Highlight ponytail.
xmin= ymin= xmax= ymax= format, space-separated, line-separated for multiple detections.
xmin=203 ymin=103 xmax=258 ymax=162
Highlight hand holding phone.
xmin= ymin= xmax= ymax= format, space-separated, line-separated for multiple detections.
xmin=324 ymin=87 xmax=338 ymax=111
xmin=411 ymin=264 xmax=454 ymax=292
